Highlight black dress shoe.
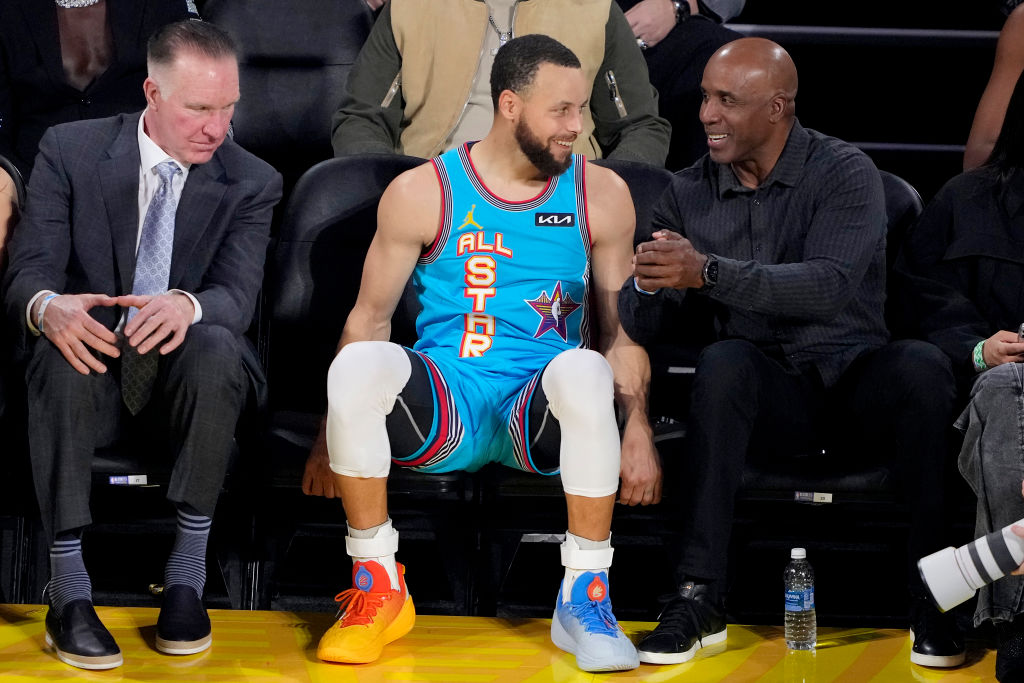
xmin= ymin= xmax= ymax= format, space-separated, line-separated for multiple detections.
xmin=156 ymin=585 xmax=212 ymax=655
xmin=45 ymin=599 xmax=123 ymax=670
xmin=637 ymin=580 xmax=728 ymax=664
xmin=997 ymin=618 xmax=1024 ymax=682
xmin=909 ymin=595 xmax=965 ymax=667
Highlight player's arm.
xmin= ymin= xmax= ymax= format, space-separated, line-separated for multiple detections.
xmin=586 ymin=163 xmax=661 ymax=506
xmin=304 ymin=162 xmax=440 ymax=497
xmin=339 ymin=165 xmax=439 ymax=347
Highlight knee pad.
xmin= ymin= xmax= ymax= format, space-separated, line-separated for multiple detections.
xmin=326 ymin=341 xmax=412 ymax=478
xmin=542 ymin=349 xmax=620 ymax=498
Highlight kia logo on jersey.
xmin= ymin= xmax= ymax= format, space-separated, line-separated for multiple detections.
xmin=534 ymin=212 xmax=575 ymax=227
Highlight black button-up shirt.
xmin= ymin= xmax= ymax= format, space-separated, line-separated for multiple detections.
xmin=620 ymin=121 xmax=890 ymax=387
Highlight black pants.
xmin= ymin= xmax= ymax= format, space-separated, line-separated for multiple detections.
xmin=675 ymin=338 xmax=957 ymax=585
xmin=26 ymin=324 xmax=248 ymax=539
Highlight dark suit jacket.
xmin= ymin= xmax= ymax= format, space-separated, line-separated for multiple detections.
xmin=3 ymin=111 xmax=282 ymax=362
xmin=0 ymin=0 xmax=195 ymax=178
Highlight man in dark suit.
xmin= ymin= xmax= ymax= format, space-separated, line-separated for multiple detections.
xmin=3 ymin=20 xmax=281 ymax=670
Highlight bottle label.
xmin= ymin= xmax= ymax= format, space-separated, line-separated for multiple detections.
xmin=785 ymin=588 xmax=814 ymax=612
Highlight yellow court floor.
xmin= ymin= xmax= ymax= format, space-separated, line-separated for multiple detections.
xmin=0 ymin=604 xmax=1000 ymax=682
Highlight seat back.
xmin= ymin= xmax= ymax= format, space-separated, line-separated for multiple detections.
xmin=264 ymin=154 xmax=426 ymax=416
xmin=203 ymin=0 xmax=374 ymax=192
xmin=592 ymin=158 xmax=674 ymax=246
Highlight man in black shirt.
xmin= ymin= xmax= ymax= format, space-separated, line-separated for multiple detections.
xmin=620 ymin=37 xmax=962 ymax=668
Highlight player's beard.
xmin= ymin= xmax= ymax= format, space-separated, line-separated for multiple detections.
xmin=515 ymin=117 xmax=572 ymax=178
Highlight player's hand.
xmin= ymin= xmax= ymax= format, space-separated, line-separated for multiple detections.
xmin=633 ymin=230 xmax=705 ymax=291
xmin=302 ymin=424 xmax=339 ymax=498
xmin=38 ymin=293 xmax=120 ymax=374
xmin=618 ymin=417 xmax=662 ymax=506
xmin=981 ymin=330 xmax=1024 ymax=369
xmin=625 ymin=0 xmax=676 ymax=49
xmin=117 ymin=292 xmax=195 ymax=355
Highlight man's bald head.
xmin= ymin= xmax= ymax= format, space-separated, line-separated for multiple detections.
xmin=699 ymin=37 xmax=799 ymax=186
xmin=709 ymin=37 xmax=798 ymax=110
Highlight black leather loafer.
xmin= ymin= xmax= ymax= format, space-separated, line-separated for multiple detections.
xmin=155 ymin=585 xmax=212 ymax=655
xmin=45 ymin=599 xmax=123 ymax=670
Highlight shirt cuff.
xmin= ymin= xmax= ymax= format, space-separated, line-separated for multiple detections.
xmin=169 ymin=289 xmax=203 ymax=324
xmin=26 ymin=289 xmax=57 ymax=335
xmin=632 ymin=277 xmax=659 ymax=296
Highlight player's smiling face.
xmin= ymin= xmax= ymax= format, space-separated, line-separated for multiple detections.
xmin=514 ymin=63 xmax=588 ymax=177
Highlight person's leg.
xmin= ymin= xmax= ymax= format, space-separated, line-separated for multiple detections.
xmin=318 ymin=341 xmax=449 ymax=664
xmin=26 ymin=339 xmax=122 ymax=670
xmin=640 ymin=339 xmax=820 ymax=664
xmin=524 ymin=348 xmax=637 ymax=672
xmin=153 ymin=324 xmax=247 ymax=655
xmin=830 ymin=339 xmax=962 ymax=667
xmin=956 ymin=361 xmax=1024 ymax=678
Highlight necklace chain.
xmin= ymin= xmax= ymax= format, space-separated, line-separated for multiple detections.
xmin=54 ymin=0 xmax=101 ymax=8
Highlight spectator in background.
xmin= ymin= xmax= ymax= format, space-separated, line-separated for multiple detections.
xmin=620 ymin=37 xmax=962 ymax=669
xmin=620 ymin=0 xmax=742 ymax=170
xmin=0 ymin=0 xmax=198 ymax=180
xmin=332 ymin=0 xmax=671 ymax=166
xmin=964 ymin=3 xmax=1024 ymax=169
xmin=896 ymin=69 xmax=1024 ymax=683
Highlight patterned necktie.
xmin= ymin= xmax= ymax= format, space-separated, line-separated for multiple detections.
xmin=122 ymin=160 xmax=181 ymax=414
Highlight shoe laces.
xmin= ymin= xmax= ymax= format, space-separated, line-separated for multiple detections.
xmin=568 ymin=596 xmax=620 ymax=637
xmin=333 ymin=588 xmax=386 ymax=627
xmin=654 ymin=593 xmax=710 ymax=647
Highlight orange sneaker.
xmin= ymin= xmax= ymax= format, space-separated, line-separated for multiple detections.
xmin=316 ymin=560 xmax=415 ymax=664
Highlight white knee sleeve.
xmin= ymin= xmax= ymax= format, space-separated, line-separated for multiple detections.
xmin=541 ymin=349 xmax=620 ymax=498
xmin=326 ymin=341 xmax=412 ymax=478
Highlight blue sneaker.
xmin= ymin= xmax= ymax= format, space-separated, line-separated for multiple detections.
xmin=550 ymin=571 xmax=639 ymax=672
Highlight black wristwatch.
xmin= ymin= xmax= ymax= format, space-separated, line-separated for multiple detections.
xmin=700 ymin=253 xmax=718 ymax=291
xmin=672 ymin=0 xmax=690 ymax=23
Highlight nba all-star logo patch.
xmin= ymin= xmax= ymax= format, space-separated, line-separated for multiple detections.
xmin=587 ymin=575 xmax=607 ymax=602
xmin=355 ymin=564 xmax=374 ymax=591
xmin=525 ymin=281 xmax=580 ymax=341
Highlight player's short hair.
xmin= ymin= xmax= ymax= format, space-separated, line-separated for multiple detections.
xmin=490 ymin=34 xmax=581 ymax=107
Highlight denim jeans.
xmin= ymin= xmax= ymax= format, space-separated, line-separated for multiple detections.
xmin=958 ymin=361 xmax=1024 ymax=626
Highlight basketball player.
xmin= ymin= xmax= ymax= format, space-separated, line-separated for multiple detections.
xmin=303 ymin=34 xmax=656 ymax=673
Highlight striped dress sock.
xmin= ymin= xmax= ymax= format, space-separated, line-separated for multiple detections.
xmin=49 ymin=537 xmax=92 ymax=617
xmin=164 ymin=510 xmax=211 ymax=598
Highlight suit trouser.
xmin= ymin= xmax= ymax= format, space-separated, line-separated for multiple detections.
xmin=674 ymin=338 xmax=957 ymax=586
xmin=25 ymin=324 xmax=247 ymax=540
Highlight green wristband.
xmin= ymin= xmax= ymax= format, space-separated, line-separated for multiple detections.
xmin=972 ymin=340 xmax=988 ymax=373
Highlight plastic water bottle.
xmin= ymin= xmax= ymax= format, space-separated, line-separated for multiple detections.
xmin=784 ymin=547 xmax=816 ymax=650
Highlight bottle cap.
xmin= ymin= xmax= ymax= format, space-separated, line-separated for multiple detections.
xmin=791 ymin=547 xmax=806 ymax=559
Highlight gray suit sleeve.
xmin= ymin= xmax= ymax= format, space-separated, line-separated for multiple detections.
xmin=4 ymin=127 xmax=72 ymax=333
xmin=192 ymin=168 xmax=282 ymax=335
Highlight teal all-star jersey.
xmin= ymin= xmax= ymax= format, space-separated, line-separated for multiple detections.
xmin=412 ymin=144 xmax=593 ymax=384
